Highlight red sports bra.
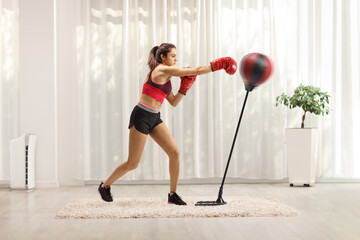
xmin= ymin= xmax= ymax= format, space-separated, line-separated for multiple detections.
xmin=142 ymin=71 xmax=172 ymax=103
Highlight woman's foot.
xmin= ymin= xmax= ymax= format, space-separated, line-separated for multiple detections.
xmin=168 ymin=192 xmax=187 ymax=205
xmin=98 ymin=182 xmax=113 ymax=202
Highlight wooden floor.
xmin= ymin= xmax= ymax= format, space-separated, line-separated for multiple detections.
xmin=0 ymin=183 xmax=359 ymax=240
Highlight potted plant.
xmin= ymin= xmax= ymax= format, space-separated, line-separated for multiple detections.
xmin=275 ymin=84 xmax=331 ymax=187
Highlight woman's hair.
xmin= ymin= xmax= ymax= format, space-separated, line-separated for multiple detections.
xmin=147 ymin=43 xmax=176 ymax=71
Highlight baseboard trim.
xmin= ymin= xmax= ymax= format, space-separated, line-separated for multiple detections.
xmin=316 ymin=178 xmax=360 ymax=183
xmin=0 ymin=179 xmax=10 ymax=185
xmin=59 ymin=179 xmax=85 ymax=186
xmin=35 ymin=180 xmax=60 ymax=188
xmin=86 ymin=177 xmax=360 ymax=185
xmin=0 ymin=180 xmax=59 ymax=188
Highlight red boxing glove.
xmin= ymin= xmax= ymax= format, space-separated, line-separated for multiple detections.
xmin=210 ymin=57 xmax=237 ymax=75
xmin=178 ymin=75 xmax=197 ymax=95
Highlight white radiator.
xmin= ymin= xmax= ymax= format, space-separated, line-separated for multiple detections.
xmin=10 ymin=134 xmax=37 ymax=190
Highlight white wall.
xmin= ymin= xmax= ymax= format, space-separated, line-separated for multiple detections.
xmin=19 ymin=0 xmax=58 ymax=187
xmin=56 ymin=0 xmax=83 ymax=186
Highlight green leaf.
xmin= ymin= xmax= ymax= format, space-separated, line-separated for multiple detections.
xmin=274 ymin=84 xmax=331 ymax=125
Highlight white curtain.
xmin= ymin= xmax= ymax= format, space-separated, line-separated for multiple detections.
xmin=73 ymin=0 xmax=360 ymax=183
xmin=0 ymin=0 xmax=18 ymax=182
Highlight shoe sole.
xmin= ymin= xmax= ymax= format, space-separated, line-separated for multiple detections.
xmin=98 ymin=189 xmax=113 ymax=202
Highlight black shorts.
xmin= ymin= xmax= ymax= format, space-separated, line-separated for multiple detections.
xmin=128 ymin=104 xmax=163 ymax=135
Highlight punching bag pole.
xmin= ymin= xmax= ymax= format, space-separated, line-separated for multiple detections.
xmin=216 ymin=90 xmax=250 ymax=204
xmin=196 ymin=91 xmax=250 ymax=206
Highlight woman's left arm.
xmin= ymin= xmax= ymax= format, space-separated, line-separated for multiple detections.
xmin=166 ymin=91 xmax=184 ymax=107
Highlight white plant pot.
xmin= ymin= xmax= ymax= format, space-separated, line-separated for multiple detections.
xmin=285 ymin=128 xmax=318 ymax=187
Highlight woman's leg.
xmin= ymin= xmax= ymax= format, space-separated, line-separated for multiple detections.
xmin=103 ymin=126 xmax=147 ymax=186
xmin=149 ymin=122 xmax=180 ymax=194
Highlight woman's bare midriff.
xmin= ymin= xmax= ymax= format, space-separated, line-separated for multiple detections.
xmin=139 ymin=94 xmax=162 ymax=109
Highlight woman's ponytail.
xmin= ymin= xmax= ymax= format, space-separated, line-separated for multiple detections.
xmin=147 ymin=43 xmax=176 ymax=72
xmin=147 ymin=46 xmax=159 ymax=71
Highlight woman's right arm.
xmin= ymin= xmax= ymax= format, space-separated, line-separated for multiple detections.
xmin=159 ymin=56 xmax=237 ymax=77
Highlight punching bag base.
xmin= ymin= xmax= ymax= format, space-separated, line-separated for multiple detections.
xmin=195 ymin=198 xmax=227 ymax=206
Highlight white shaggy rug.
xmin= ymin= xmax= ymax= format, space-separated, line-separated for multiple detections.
xmin=55 ymin=196 xmax=298 ymax=219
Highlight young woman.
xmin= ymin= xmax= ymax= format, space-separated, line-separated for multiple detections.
xmin=98 ymin=43 xmax=237 ymax=205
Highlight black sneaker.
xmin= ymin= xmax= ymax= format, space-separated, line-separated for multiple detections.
xmin=98 ymin=182 xmax=113 ymax=202
xmin=168 ymin=192 xmax=187 ymax=205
